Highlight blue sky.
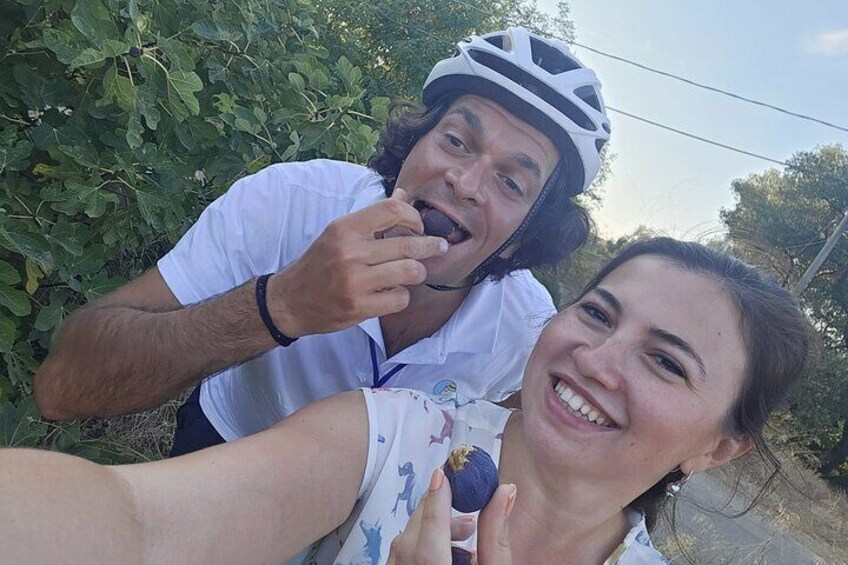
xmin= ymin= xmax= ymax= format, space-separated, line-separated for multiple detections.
xmin=538 ymin=1 xmax=848 ymax=239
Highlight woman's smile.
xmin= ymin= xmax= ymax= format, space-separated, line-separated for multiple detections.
xmin=545 ymin=375 xmax=620 ymax=431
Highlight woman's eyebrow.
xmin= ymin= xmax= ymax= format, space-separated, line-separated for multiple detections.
xmin=650 ymin=328 xmax=707 ymax=380
xmin=593 ymin=286 xmax=707 ymax=380
xmin=593 ymin=287 xmax=622 ymax=315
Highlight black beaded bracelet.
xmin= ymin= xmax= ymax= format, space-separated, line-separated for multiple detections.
xmin=255 ymin=274 xmax=298 ymax=348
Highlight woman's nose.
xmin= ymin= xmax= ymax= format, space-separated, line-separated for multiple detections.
xmin=572 ymin=338 xmax=625 ymax=392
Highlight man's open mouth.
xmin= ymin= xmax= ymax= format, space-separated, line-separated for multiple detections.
xmin=413 ymin=200 xmax=470 ymax=245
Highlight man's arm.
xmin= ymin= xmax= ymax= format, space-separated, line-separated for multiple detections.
xmin=1 ymin=391 xmax=369 ymax=564
xmin=34 ymin=196 xmax=447 ymax=420
xmin=33 ymin=266 xmax=277 ymax=420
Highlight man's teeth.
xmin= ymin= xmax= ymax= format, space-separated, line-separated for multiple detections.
xmin=554 ymin=381 xmax=611 ymax=427
xmin=416 ymin=201 xmax=469 ymax=244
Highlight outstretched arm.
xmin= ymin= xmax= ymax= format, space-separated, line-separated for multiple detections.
xmin=1 ymin=391 xmax=369 ymax=565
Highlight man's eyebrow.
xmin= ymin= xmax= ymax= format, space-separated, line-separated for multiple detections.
xmin=514 ymin=153 xmax=542 ymax=180
xmin=447 ymin=107 xmax=483 ymax=136
xmin=447 ymin=107 xmax=542 ymax=180
xmin=650 ymin=328 xmax=707 ymax=379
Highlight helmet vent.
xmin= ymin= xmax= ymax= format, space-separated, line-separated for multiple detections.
xmin=467 ymin=49 xmax=597 ymax=132
xmin=595 ymin=138 xmax=607 ymax=153
xmin=574 ymin=85 xmax=602 ymax=112
xmin=484 ymin=35 xmax=506 ymax=51
xmin=530 ymin=37 xmax=581 ymax=74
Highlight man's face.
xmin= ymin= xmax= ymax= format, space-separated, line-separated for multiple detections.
xmin=394 ymin=95 xmax=559 ymax=287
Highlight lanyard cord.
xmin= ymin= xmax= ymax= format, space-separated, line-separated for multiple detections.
xmin=369 ymin=336 xmax=407 ymax=388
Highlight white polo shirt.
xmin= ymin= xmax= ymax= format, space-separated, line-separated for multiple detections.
xmin=158 ymin=159 xmax=555 ymax=440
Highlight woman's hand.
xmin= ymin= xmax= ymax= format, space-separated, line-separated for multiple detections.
xmin=387 ymin=467 xmax=517 ymax=564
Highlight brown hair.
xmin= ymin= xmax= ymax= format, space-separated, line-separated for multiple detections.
xmin=574 ymin=238 xmax=812 ymax=531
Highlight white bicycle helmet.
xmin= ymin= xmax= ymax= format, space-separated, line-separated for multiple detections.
xmin=423 ymin=27 xmax=611 ymax=195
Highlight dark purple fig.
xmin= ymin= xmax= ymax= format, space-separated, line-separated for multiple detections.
xmin=128 ymin=46 xmax=142 ymax=58
xmin=421 ymin=207 xmax=455 ymax=238
xmin=443 ymin=444 xmax=498 ymax=513
xmin=451 ymin=546 xmax=474 ymax=565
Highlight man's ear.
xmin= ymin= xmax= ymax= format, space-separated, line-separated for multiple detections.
xmin=684 ymin=434 xmax=753 ymax=473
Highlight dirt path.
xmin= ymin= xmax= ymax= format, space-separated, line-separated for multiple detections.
xmin=654 ymin=473 xmax=836 ymax=564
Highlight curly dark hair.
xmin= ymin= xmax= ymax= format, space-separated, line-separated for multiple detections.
xmin=367 ymin=97 xmax=593 ymax=281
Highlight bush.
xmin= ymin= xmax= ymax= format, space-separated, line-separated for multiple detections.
xmin=0 ymin=0 xmax=387 ymax=458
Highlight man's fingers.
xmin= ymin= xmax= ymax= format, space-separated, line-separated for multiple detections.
xmin=361 ymin=259 xmax=428 ymax=291
xmin=366 ymin=235 xmax=448 ymax=265
xmin=390 ymin=186 xmax=415 ymax=204
xmin=345 ymin=198 xmax=424 ymax=237
xmin=476 ymin=484 xmax=516 ymax=565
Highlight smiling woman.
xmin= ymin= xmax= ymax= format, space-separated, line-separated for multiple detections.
xmin=0 ymin=238 xmax=811 ymax=565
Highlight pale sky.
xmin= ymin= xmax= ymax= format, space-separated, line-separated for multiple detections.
xmin=539 ymin=1 xmax=848 ymax=239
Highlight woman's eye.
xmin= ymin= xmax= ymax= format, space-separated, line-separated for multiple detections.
xmin=653 ymin=354 xmax=686 ymax=379
xmin=580 ymin=303 xmax=610 ymax=326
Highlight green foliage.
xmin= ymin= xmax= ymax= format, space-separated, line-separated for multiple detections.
xmin=0 ymin=0 xmax=387 ymax=460
xmin=720 ymin=144 xmax=848 ymax=474
xmin=314 ymin=0 xmax=575 ymax=101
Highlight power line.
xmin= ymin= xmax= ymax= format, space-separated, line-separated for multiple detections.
xmin=607 ymin=106 xmax=790 ymax=167
xmin=445 ymin=0 xmax=848 ymax=135
xmin=570 ymin=41 xmax=848 ymax=135
xmin=354 ymin=2 xmax=848 ymax=188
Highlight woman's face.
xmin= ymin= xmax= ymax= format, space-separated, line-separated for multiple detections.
xmin=520 ymin=255 xmax=751 ymax=490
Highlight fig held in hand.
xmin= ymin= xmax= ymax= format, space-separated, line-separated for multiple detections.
xmin=443 ymin=444 xmax=498 ymax=513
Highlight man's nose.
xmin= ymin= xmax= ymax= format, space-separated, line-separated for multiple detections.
xmin=572 ymin=337 xmax=625 ymax=392
xmin=445 ymin=160 xmax=488 ymax=205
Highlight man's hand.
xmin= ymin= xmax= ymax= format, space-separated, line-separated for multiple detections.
xmin=268 ymin=189 xmax=448 ymax=337
xmin=387 ymin=467 xmax=516 ymax=565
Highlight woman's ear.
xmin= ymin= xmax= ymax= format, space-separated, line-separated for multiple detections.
xmin=684 ymin=434 xmax=753 ymax=473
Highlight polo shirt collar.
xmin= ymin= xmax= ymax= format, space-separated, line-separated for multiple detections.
xmin=361 ymin=278 xmax=505 ymax=364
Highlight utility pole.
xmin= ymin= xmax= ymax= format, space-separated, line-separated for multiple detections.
xmin=794 ymin=208 xmax=848 ymax=296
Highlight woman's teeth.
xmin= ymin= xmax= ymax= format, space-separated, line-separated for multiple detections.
xmin=553 ymin=380 xmax=613 ymax=427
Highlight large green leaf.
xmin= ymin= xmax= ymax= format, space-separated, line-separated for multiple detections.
xmin=70 ymin=0 xmax=118 ymax=48
xmin=191 ymin=21 xmax=243 ymax=42
xmin=0 ymin=261 xmax=20 ymax=286
xmin=0 ymin=314 xmax=15 ymax=353
xmin=167 ymin=70 xmax=203 ymax=117
xmin=0 ymin=285 xmax=31 ymax=317
xmin=34 ymin=298 xmax=64 ymax=333
xmin=99 ymin=64 xmax=135 ymax=110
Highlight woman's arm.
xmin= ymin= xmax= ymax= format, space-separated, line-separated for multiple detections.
xmin=0 ymin=390 xmax=369 ymax=565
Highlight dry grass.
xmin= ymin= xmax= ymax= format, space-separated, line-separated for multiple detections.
xmin=80 ymin=396 xmax=182 ymax=462
xmin=706 ymin=452 xmax=848 ymax=563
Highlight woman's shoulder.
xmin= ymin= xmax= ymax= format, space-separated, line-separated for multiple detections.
xmin=604 ymin=510 xmax=670 ymax=565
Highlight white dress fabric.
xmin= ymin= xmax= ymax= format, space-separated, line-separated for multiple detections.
xmin=296 ymin=388 xmax=669 ymax=565
xmin=157 ymin=159 xmax=555 ymax=440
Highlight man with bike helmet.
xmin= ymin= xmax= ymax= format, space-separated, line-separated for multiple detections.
xmin=34 ymin=27 xmax=611 ymax=455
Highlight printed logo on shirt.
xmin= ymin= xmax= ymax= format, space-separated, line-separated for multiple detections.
xmin=433 ymin=379 xmax=457 ymax=397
